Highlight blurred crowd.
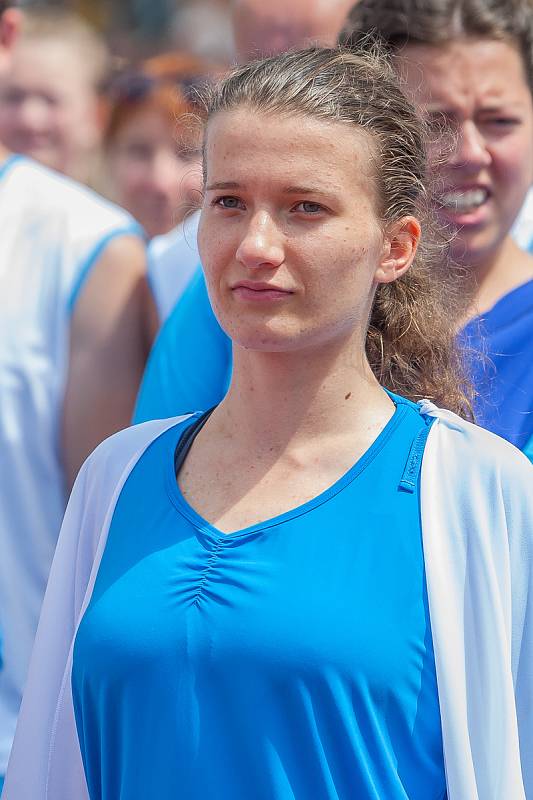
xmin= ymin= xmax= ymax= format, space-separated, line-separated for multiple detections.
xmin=1 ymin=0 xmax=533 ymax=795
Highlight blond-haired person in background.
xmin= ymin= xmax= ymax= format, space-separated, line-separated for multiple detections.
xmin=0 ymin=8 xmax=108 ymax=185
xmin=0 ymin=1 xmax=155 ymax=786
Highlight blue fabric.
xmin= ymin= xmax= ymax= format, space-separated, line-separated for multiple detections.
xmin=72 ymin=395 xmax=445 ymax=800
xmin=524 ymin=433 xmax=533 ymax=464
xmin=0 ymin=154 xmax=23 ymax=183
xmin=133 ymin=268 xmax=231 ymax=422
xmin=461 ymin=279 xmax=533 ymax=450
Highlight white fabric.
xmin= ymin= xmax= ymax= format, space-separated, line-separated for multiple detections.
xmin=3 ymin=405 xmax=533 ymax=799
xmin=513 ymin=188 xmax=533 ymax=252
xmin=3 ymin=417 xmax=186 ymax=800
xmin=418 ymin=402 xmax=533 ymax=799
xmin=148 ymin=211 xmax=201 ymax=323
xmin=0 ymin=156 xmax=140 ymax=774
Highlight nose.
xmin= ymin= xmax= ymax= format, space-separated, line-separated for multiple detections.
xmin=236 ymin=211 xmax=284 ymax=270
xmin=17 ymin=96 xmax=51 ymax=132
xmin=150 ymin=150 xmax=180 ymax=199
xmin=450 ymin=120 xmax=492 ymax=171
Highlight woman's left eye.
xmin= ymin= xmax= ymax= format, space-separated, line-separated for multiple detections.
xmin=483 ymin=117 xmax=520 ymax=128
xmin=293 ymin=201 xmax=324 ymax=214
xmin=213 ymin=196 xmax=244 ymax=209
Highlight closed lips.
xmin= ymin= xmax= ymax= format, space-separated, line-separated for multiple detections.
xmin=232 ymin=282 xmax=293 ymax=292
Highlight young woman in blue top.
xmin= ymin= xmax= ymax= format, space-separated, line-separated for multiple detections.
xmin=5 ymin=47 xmax=533 ymax=800
xmin=345 ymin=0 xmax=533 ymax=454
xmin=74 ymin=48 xmax=457 ymax=800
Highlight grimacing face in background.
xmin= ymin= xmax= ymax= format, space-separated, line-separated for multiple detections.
xmin=396 ymin=38 xmax=533 ymax=271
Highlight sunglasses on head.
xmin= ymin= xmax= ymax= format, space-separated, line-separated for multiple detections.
xmin=104 ymin=68 xmax=209 ymax=106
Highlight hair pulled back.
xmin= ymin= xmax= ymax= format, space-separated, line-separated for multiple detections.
xmin=201 ymin=47 xmax=472 ymax=416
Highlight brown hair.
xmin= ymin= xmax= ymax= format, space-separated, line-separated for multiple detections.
xmin=342 ymin=0 xmax=533 ymax=92
xmin=200 ymin=46 xmax=473 ymax=416
xmin=103 ymin=52 xmax=211 ymax=149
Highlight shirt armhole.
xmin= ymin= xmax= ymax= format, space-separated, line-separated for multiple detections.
xmin=67 ymin=223 xmax=145 ymax=315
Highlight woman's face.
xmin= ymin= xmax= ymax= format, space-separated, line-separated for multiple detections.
xmin=108 ymin=106 xmax=202 ymax=239
xmin=198 ymin=108 xmax=417 ymax=354
xmin=396 ymin=38 xmax=533 ymax=269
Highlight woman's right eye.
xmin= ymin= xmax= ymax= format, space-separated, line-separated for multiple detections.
xmin=125 ymin=142 xmax=152 ymax=161
xmin=213 ymin=196 xmax=245 ymax=210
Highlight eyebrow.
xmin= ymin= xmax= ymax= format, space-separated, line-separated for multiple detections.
xmin=282 ymin=185 xmax=334 ymax=196
xmin=205 ymin=181 xmax=335 ymax=195
xmin=476 ymin=104 xmax=524 ymax=113
xmin=426 ymin=102 xmax=524 ymax=115
xmin=205 ymin=181 xmax=241 ymax=191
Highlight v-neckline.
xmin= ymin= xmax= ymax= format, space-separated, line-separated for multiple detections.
xmin=165 ymin=399 xmax=410 ymax=543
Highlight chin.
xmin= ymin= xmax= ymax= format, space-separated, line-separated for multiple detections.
xmin=232 ymin=324 xmax=346 ymax=356
xmin=450 ymin=233 xmax=502 ymax=270
xmin=227 ymin=323 xmax=307 ymax=354
xmin=233 ymin=335 xmax=299 ymax=353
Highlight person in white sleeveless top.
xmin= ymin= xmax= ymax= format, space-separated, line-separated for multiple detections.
xmin=0 ymin=1 xmax=155 ymax=783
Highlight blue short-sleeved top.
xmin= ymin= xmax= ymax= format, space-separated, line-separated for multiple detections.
xmin=133 ymin=269 xmax=231 ymax=423
xmin=73 ymin=395 xmax=446 ymax=800
xmin=462 ymin=278 xmax=533 ymax=450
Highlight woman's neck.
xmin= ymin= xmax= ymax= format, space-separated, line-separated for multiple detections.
xmin=467 ymin=235 xmax=533 ymax=317
xmin=0 ymin=144 xmax=10 ymax=164
xmin=215 ymin=336 xmax=394 ymax=454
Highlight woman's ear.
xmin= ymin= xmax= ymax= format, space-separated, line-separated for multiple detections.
xmin=375 ymin=215 xmax=421 ymax=284
xmin=0 ymin=7 xmax=22 ymax=53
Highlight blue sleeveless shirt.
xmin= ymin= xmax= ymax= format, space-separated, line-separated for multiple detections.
xmin=73 ymin=395 xmax=446 ymax=800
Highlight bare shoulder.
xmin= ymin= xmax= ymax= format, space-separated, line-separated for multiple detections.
xmin=70 ymin=233 xmax=151 ymax=345
xmin=84 ymin=233 xmax=148 ymax=297
xmin=94 ymin=233 xmax=147 ymax=274
xmin=63 ymin=233 xmax=155 ymax=485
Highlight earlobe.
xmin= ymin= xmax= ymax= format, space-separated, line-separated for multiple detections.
xmin=375 ymin=216 xmax=421 ymax=284
xmin=0 ymin=8 xmax=22 ymax=51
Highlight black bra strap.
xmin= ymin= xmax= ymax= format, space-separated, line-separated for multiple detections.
xmin=174 ymin=408 xmax=215 ymax=478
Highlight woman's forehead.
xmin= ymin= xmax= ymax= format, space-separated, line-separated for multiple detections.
xmin=395 ymin=38 xmax=531 ymax=108
xmin=202 ymin=110 xmax=381 ymax=213
xmin=203 ymin=108 xmax=377 ymax=173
